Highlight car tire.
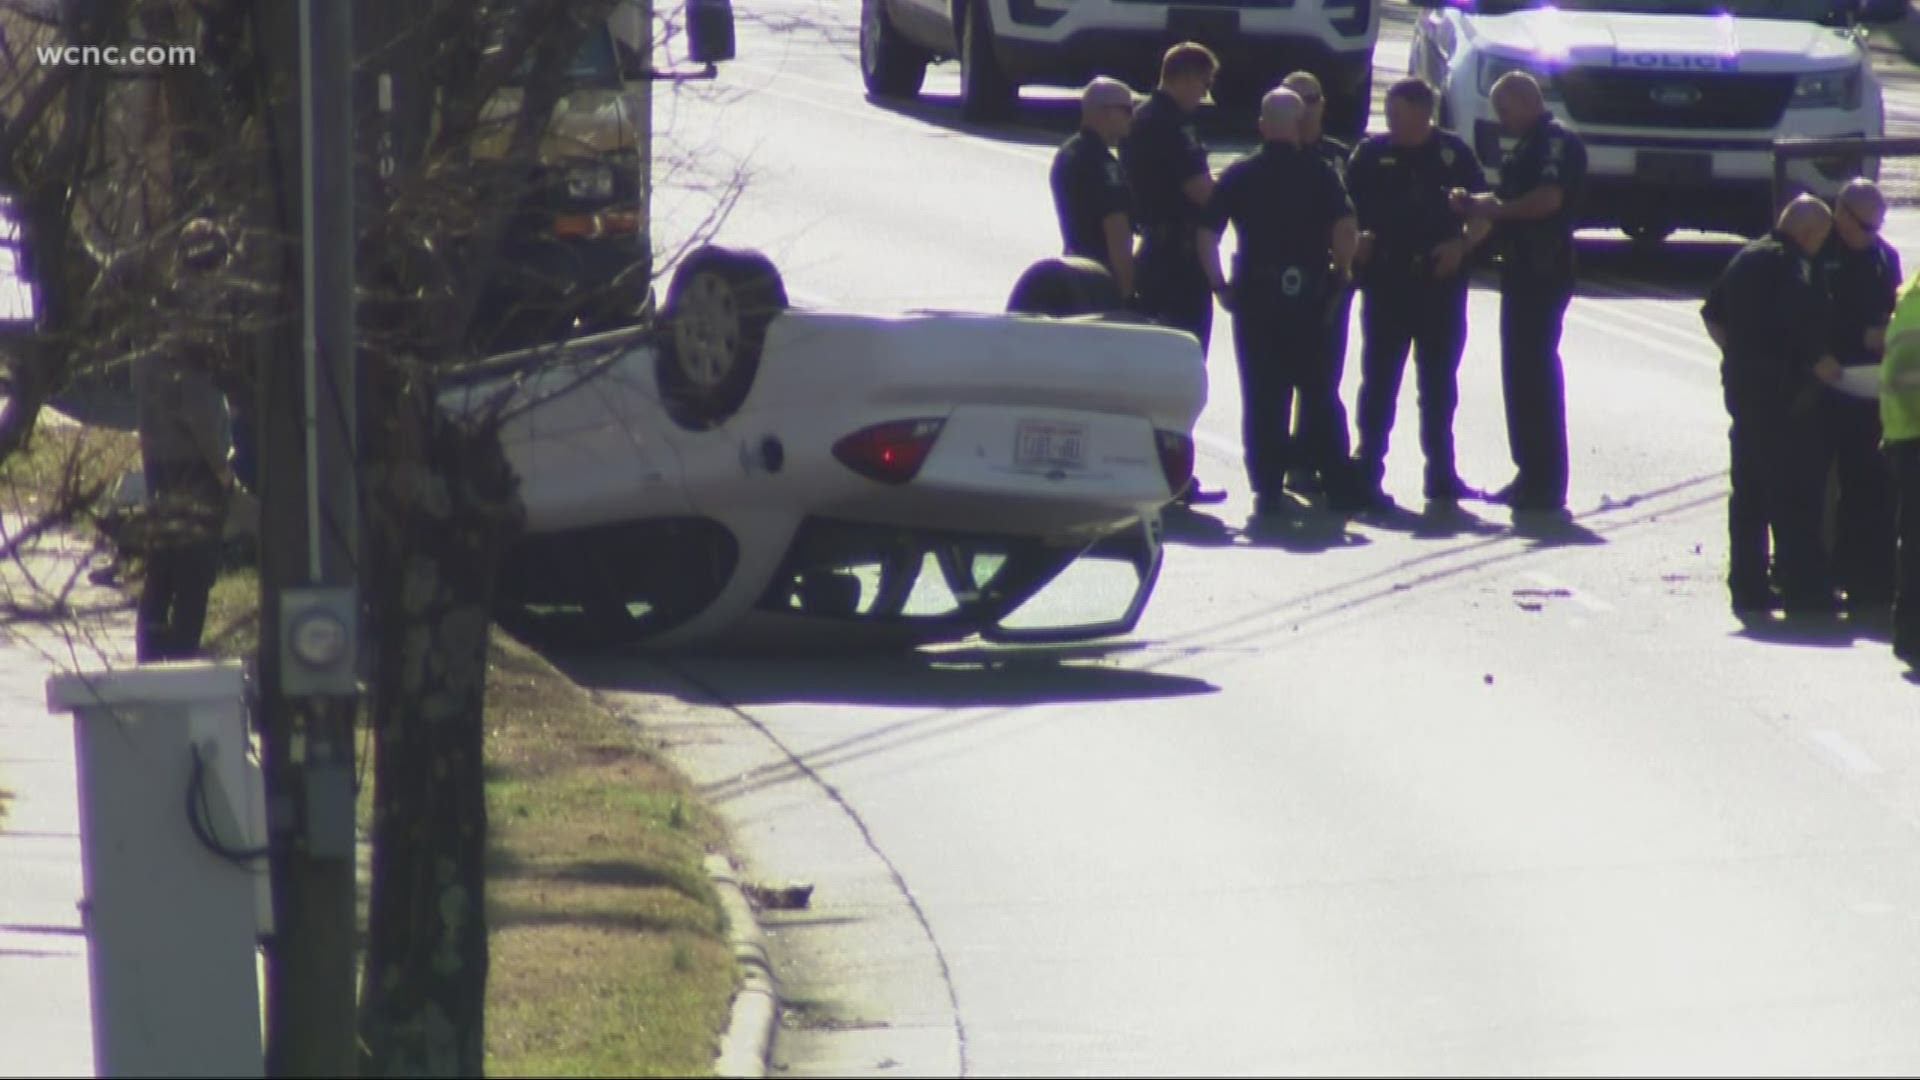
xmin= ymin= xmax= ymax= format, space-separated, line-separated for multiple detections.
xmin=861 ymin=0 xmax=928 ymax=99
xmin=657 ymin=245 xmax=789 ymax=430
xmin=959 ymin=0 xmax=1017 ymax=122
xmin=1006 ymin=256 xmax=1126 ymax=318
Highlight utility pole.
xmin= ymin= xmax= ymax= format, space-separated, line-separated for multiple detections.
xmin=256 ymin=0 xmax=361 ymax=1072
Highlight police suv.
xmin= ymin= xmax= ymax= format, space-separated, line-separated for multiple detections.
xmin=1408 ymin=0 xmax=1908 ymax=242
xmin=859 ymin=0 xmax=1381 ymax=137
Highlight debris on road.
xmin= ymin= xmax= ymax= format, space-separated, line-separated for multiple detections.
xmin=745 ymin=881 xmax=815 ymax=910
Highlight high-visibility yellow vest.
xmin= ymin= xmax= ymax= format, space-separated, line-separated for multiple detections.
xmin=1882 ymin=272 xmax=1920 ymax=443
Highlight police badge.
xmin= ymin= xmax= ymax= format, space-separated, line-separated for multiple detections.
xmin=1441 ymin=146 xmax=1456 ymax=167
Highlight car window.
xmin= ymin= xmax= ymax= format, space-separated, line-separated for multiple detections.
xmin=501 ymin=25 xmax=623 ymax=91
xmin=993 ymin=545 xmax=1153 ymax=637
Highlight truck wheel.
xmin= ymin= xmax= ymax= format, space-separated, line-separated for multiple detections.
xmin=861 ymin=0 xmax=928 ymax=98
xmin=657 ymin=245 xmax=789 ymax=430
xmin=1006 ymin=257 xmax=1125 ymax=318
xmin=959 ymin=0 xmax=1017 ymax=121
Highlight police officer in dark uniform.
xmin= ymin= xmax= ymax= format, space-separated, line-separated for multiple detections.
xmin=1452 ymin=72 xmax=1587 ymax=515
xmin=1050 ymin=77 xmax=1138 ymax=298
xmin=1123 ymin=40 xmax=1228 ymax=505
xmin=1280 ymin=70 xmax=1358 ymax=498
xmin=1816 ymin=178 xmax=1903 ymax=613
xmin=1197 ymin=88 xmax=1364 ymax=517
xmin=1345 ymin=77 xmax=1493 ymax=507
xmin=1702 ymin=195 xmax=1846 ymax=617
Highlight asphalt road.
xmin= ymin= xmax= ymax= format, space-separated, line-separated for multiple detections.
xmin=572 ymin=3 xmax=1920 ymax=1074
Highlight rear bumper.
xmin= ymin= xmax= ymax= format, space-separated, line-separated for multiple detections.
xmin=850 ymin=404 xmax=1178 ymax=538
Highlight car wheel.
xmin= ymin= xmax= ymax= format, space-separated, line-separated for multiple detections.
xmin=657 ymin=245 xmax=789 ymax=430
xmin=959 ymin=0 xmax=1017 ymax=122
xmin=1006 ymin=256 xmax=1126 ymax=318
xmin=861 ymin=0 xmax=928 ymax=99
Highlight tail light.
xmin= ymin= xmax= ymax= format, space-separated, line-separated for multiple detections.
xmin=832 ymin=419 xmax=945 ymax=484
xmin=1155 ymin=430 xmax=1194 ymax=494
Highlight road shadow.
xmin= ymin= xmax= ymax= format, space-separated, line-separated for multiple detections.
xmin=1510 ymin=509 xmax=1609 ymax=548
xmin=1239 ymin=502 xmax=1373 ymax=552
xmin=1348 ymin=497 xmax=1503 ymax=539
xmin=1160 ymin=504 xmax=1239 ymax=547
xmin=1732 ymin=613 xmax=1860 ymax=649
xmin=556 ymin=641 xmax=1217 ymax=711
xmin=1411 ymin=501 xmax=1505 ymax=541
xmin=1572 ymin=234 xmax=1748 ymax=300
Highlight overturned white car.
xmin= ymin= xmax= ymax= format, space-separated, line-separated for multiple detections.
xmin=442 ymin=248 xmax=1207 ymax=649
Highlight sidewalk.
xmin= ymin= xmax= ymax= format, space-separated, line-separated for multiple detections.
xmin=0 ymin=631 xmax=98 ymax=1078
xmin=0 ymin=503 xmax=132 ymax=1079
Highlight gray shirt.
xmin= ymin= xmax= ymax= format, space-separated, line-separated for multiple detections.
xmin=133 ymin=352 xmax=230 ymax=480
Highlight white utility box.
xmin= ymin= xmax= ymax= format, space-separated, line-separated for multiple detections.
xmin=46 ymin=660 xmax=266 ymax=1079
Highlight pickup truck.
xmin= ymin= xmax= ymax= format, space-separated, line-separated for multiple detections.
xmin=859 ymin=0 xmax=1382 ymax=137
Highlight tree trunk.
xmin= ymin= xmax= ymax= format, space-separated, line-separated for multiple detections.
xmin=358 ymin=386 xmax=522 ymax=1078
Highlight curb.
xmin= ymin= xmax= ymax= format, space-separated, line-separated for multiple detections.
xmin=707 ymin=853 xmax=779 ymax=1079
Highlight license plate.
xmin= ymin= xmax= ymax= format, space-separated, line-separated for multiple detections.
xmin=1167 ymin=8 xmax=1239 ymax=42
xmin=1014 ymin=421 xmax=1088 ymax=472
xmin=1635 ymin=150 xmax=1711 ymax=185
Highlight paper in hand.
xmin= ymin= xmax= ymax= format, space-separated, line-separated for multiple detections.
xmin=1836 ymin=364 xmax=1882 ymax=401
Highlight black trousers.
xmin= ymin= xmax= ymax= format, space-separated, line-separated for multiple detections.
xmin=1135 ymin=235 xmax=1214 ymax=353
xmin=1818 ymin=389 xmax=1897 ymax=603
xmin=1292 ymin=285 xmax=1354 ymax=479
xmin=1499 ymin=278 xmax=1573 ymax=505
xmin=1230 ymin=281 xmax=1351 ymax=497
xmin=137 ymin=460 xmax=225 ymax=663
xmin=1727 ymin=402 xmax=1831 ymax=605
xmin=1890 ymin=439 xmax=1920 ymax=651
xmin=1355 ymin=277 xmax=1469 ymax=490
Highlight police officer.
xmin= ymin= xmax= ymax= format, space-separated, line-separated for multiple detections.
xmin=1123 ymin=40 xmax=1228 ymax=505
xmin=1451 ymin=72 xmax=1587 ymax=515
xmin=1815 ymin=178 xmax=1902 ymax=614
xmin=1050 ymin=78 xmax=1138 ymax=298
xmin=1877 ymin=269 xmax=1920 ymax=664
xmin=1197 ymin=88 xmax=1363 ymax=517
xmin=1702 ymin=195 xmax=1846 ymax=618
xmin=1345 ymin=77 xmax=1492 ymax=507
xmin=134 ymin=217 xmax=237 ymax=662
xmin=1280 ymin=69 xmax=1357 ymax=498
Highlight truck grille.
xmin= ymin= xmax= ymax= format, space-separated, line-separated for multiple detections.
xmin=1559 ymin=70 xmax=1794 ymax=130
